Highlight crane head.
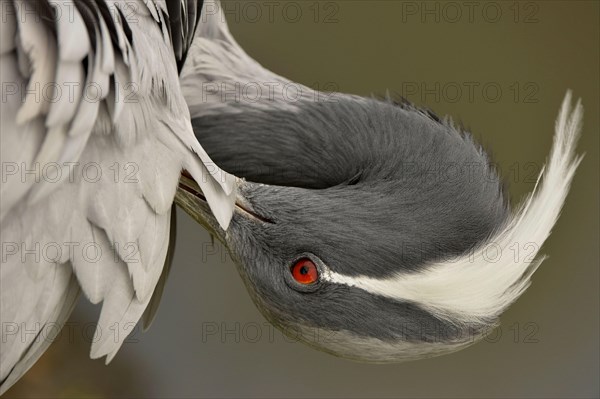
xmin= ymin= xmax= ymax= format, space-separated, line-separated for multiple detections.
xmin=178 ymin=95 xmax=518 ymax=362
xmin=173 ymin=0 xmax=582 ymax=364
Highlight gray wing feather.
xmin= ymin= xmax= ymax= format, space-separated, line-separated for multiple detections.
xmin=0 ymin=0 xmax=235 ymax=393
xmin=0 ymin=271 xmax=81 ymax=392
xmin=142 ymin=205 xmax=178 ymax=331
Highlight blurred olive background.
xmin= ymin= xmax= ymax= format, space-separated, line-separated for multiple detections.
xmin=6 ymin=1 xmax=599 ymax=398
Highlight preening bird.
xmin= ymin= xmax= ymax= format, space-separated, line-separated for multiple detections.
xmin=0 ymin=0 xmax=583 ymax=394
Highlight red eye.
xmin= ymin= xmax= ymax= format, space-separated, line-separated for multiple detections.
xmin=290 ymin=258 xmax=319 ymax=285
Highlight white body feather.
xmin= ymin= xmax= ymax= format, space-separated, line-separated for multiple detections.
xmin=0 ymin=0 xmax=235 ymax=393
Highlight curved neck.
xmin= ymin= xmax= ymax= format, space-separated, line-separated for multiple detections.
xmin=190 ymin=94 xmax=380 ymax=188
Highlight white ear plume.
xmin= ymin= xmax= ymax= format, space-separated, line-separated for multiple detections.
xmin=324 ymin=91 xmax=584 ymax=325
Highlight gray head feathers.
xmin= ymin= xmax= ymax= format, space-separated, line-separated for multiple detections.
xmin=182 ymin=0 xmax=583 ymax=362
xmin=192 ymin=91 xmax=582 ymax=362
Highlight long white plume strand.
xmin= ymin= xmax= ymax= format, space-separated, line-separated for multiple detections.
xmin=324 ymin=91 xmax=583 ymax=325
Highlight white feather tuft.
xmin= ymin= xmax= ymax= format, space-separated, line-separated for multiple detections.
xmin=324 ymin=91 xmax=584 ymax=325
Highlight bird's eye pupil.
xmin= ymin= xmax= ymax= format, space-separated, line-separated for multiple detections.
xmin=290 ymin=258 xmax=319 ymax=285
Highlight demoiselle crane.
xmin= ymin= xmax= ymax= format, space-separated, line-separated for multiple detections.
xmin=0 ymin=0 xmax=583 ymax=393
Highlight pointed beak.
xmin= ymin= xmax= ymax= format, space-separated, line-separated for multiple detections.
xmin=175 ymin=172 xmax=271 ymax=245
